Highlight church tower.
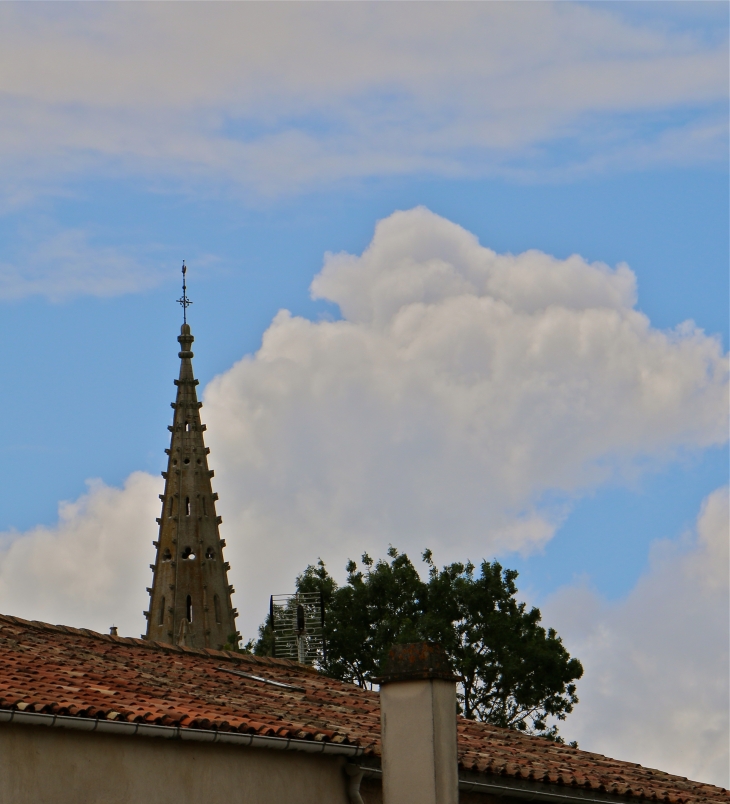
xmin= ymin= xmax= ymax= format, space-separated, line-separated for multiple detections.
xmin=145 ymin=265 xmax=238 ymax=649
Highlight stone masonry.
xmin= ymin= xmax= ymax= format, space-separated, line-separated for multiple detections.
xmin=145 ymin=323 xmax=238 ymax=649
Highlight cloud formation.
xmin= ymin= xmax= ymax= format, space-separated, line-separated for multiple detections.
xmin=543 ymin=487 xmax=729 ymax=787
xmin=0 ymin=473 xmax=159 ymax=636
xmin=200 ymin=208 xmax=727 ymax=636
xmin=0 ymin=208 xmax=725 ymax=639
xmin=0 ymin=3 xmax=726 ymax=200
xmin=0 ymin=228 xmax=163 ymax=301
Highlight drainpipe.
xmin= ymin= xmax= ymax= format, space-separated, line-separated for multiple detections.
xmin=375 ymin=643 xmax=459 ymax=804
xmin=344 ymin=763 xmax=365 ymax=804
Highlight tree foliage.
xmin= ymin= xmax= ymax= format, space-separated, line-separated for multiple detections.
xmin=252 ymin=547 xmax=583 ymax=740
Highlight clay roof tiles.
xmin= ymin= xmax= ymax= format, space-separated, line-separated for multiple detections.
xmin=0 ymin=613 xmax=726 ymax=804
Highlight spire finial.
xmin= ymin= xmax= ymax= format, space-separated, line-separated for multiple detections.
xmin=177 ymin=261 xmax=192 ymax=324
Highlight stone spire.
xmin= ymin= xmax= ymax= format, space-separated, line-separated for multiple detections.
xmin=145 ymin=296 xmax=238 ymax=649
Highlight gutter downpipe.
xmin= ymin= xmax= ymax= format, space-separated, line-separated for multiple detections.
xmin=344 ymin=764 xmax=365 ymax=804
xmin=0 ymin=709 xmax=364 ymax=758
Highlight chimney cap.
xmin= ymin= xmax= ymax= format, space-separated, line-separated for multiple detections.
xmin=374 ymin=642 xmax=461 ymax=685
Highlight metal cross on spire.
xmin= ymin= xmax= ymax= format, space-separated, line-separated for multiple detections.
xmin=177 ymin=261 xmax=192 ymax=323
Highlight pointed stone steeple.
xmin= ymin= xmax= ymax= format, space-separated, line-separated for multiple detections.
xmin=145 ymin=323 xmax=238 ymax=649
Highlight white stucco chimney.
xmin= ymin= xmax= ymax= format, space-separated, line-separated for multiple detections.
xmin=376 ymin=642 xmax=459 ymax=804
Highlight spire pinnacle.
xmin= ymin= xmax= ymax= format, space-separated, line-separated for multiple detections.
xmin=177 ymin=261 xmax=192 ymax=324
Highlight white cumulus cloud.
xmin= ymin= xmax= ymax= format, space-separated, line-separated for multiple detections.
xmin=200 ymin=208 xmax=727 ymax=637
xmin=0 ymin=472 xmax=160 ymax=637
xmin=543 ymin=487 xmax=729 ymax=788
xmin=0 ymin=208 xmax=725 ymax=646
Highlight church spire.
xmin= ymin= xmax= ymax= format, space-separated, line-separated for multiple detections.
xmin=145 ymin=264 xmax=238 ymax=649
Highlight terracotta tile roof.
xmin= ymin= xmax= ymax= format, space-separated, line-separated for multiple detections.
xmin=0 ymin=614 xmax=377 ymax=747
xmin=457 ymin=719 xmax=726 ymax=804
xmin=0 ymin=614 xmax=725 ymax=804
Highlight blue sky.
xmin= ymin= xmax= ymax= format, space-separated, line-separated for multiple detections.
xmin=0 ymin=2 xmax=726 ymax=784
xmin=1 ymin=169 xmax=725 ymax=599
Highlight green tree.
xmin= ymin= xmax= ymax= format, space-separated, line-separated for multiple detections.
xmin=419 ymin=550 xmax=582 ymax=736
xmin=253 ymin=547 xmax=582 ymax=740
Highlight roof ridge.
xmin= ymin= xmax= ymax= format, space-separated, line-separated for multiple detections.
xmin=0 ymin=613 xmax=318 ymax=675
